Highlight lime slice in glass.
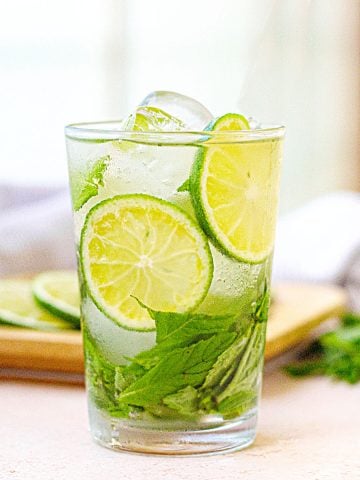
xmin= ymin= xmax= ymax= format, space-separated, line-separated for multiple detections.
xmin=80 ymin=194 xmax=213 ymax=331
xmin=0 ymin=279 xmax=75 ymax=331
xmin=189 ymin=113 xmax=282 ymax=263
xmin=205 ymin=113 xmax=250 ymax=131
xmin=32 ymin=271 xmax=80 ymax=327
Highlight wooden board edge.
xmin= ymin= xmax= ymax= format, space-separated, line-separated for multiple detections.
xmin=264 ymin=303 xmax=346 ymax=359
xmin=0 ymin=282 xmax=348 ymax=372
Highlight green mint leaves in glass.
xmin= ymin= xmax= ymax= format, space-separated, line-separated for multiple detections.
xmin=65 ymin=91 xmax=284 ymax=455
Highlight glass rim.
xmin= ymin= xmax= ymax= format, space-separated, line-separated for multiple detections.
xmin=65 ymin=120 xmax=285 ymax=144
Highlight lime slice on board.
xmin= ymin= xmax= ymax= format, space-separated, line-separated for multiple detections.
xmin=32 ymin=271 xmax=80 ymax=327
xmin=0 ymin=279 xmax=75 ymax=331
xmin=189 ymin=113 xmax=282 ymax=263
xmin=80 ymin=194 xmax=213 ymax=331
xmin=122 ymin=106 xmax=185 ymax=132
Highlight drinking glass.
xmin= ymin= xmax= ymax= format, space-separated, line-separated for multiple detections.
xmin=65 ymin=122 xmax=284 ymax=455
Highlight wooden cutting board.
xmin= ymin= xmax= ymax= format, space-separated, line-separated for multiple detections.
xmin=0 ymin=283 xmax=346 ymax=378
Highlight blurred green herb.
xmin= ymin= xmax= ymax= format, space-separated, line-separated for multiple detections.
xmin=284 ymin=312 xmax=360 ymax=384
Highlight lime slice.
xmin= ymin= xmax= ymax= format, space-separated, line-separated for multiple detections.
xmin=189 ymin=113 xmax=282 ymax=263
xmin=206 ymin=113 xmax=250 ymax=131
xmin=0 ymin=279 xmax=75 ymax=331
xmin=32 ymin=271 xmax=80 ymax=327
xmin=80 ymin=194 xmax=213 ymax=331
xmin=70 ymin=155 xmax=110 ymax=211
xmin=122 ymin=106 xmax=185 ymax=132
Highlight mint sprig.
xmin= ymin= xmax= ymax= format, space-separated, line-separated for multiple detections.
xmin=132 ymin=300 xmax=238 ymax=369
xmin=118 ymin=332 xmax=236 ymax=407
xmin=285 ymin=313 xmax=360 ymax=384
xmin=71 ymin=155 xmax=109 ymax=211
xmin=163 ymin=386 xmax=199 ymax=415
xmin=85 ymin=286 xmax=269 ymax=420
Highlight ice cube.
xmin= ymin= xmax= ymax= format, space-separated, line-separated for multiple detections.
xmin=140 ymin=91 xmax=213 ymax=130
xmin=122 ymin=106 xmax=185 ymax=132
xmin=83 ymin=297 xmax=156 ymax=364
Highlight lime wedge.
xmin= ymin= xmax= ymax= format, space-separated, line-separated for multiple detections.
xmin=0 ymin=279 xmax=75 ymax=331
xmin=32 ymin=271 xmax=80 ymax=327
xmin=206 ymin=113 xmax=250 ymax=131
xmin=122 ymin=106 xmax=185 ymax=132
xmin=70 ymin=155 xmax=110 ymax=211
xmin=80 ymin=194 xmax=213 ymax=331
xmin=189 ymin=113 xmax=282 ymax=263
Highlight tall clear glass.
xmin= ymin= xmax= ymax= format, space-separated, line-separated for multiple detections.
xmin=65 ymin=123 xmax=284 ymax=455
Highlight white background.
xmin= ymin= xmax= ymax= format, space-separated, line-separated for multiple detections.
xmin=0 ymin=0 xmax=359 ymax=211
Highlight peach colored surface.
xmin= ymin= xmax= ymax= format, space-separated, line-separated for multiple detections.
xmin=1 ymin=370 xmax=359 ymax=479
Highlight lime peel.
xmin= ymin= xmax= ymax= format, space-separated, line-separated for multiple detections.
xmin=32 ymin=271 xmax=81 ymax=327
xmin=0 ymin=279 xmax=75 ymax=331
xmin=189 ymin=113 xmax=281 ymax=264
xmin=205 ymin=113 xmax=250 ymax=131
xmin=80 ymin=194 xmax=213 ymax=331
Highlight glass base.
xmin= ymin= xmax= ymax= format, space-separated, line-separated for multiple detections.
xmin=88 ymin=401 xmax=258 ymax=456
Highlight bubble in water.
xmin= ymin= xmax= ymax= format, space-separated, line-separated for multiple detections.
xmin=140 ymin=91 xmax=213 ymax=130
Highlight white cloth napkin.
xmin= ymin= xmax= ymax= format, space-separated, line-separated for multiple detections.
xmin=0 ymin=184 xmax=359 ymax=310
xmin=0 ymin=184 xmax=76 ymax=275
xmin=273 ymin=191 xmax=360 ymax=310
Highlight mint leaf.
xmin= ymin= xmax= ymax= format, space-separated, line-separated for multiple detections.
xmin=216 ymin=322 xmax=266 ymax=402
xmin=83 ymin=329 xmax=144 ymax=418
xmin=84 ymin=290 xmax=271 ymax=421
xmin=131 ymin=347 xmax=162 ymax=370
xmin=253 ymin=279 xmax=270 ymax=323
xmin=115 ymin=362 xmax=146 ymax=391
xmin=198 ymin=323 xmax=257 ymax=414
xmin=176 ymin=179 xmax=190 ymax=192
xmin=284 ymin=360 xmax=326 ymax=377
xmin=218 ymin=390 xmax=256 ymax=418
xmin=118 ymin=332 xmax=236 ymax=408
xmin=144 ymin=404 xmax=186 ymax=419
xmin=321 ymin=325 xmax=360 ymax=354
xmin=83 ymin=328 xmax=117 ymax=410
xmin=148 ymin=307 xmax=237 ymax=344
xmin=202 ymin=281 xmax=269 ymax=406
xmin=163 ymin=386 xmax=199 ymax=415
xmin=71 ymin=155 xmax=109 ymax=211
xmin=201 ymin=328 xmax=251 ymax=391
xmin=132 ymin=302 xmax=237 ymax=369
xmin=285 ymin=320 xmax=360 ymax=384
xmin=341 ymin=312 xmax=360 ymax=327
